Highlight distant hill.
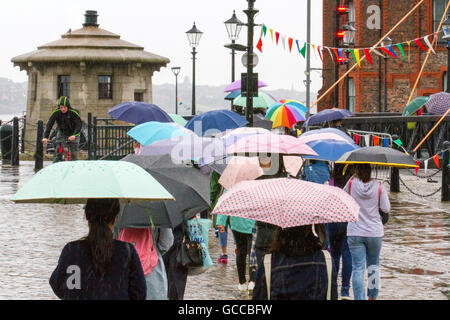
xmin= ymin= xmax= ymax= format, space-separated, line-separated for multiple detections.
xmin=0 ymin=77 xmax=315 ymax=117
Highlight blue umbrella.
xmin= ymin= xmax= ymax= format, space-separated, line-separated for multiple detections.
xmin=108 ymin=102 xmax=173 ymax=125
xmin=303 ymin=108 xmax=353 ymax=126
xmin=127 ymin=122 xmax=192 ymax=146
xmin=300 ymin=128 xmax=354 ymax=144
xmin=185 ymin=109 xmax=248 ymax=136
xmin=225 ymin=90 xmax=241 ymax=101
xmin=303 ymin=140 xmax=360 ymax=162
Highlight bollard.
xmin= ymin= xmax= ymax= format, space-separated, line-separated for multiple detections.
xmin=0 ymin=123 xmax=13 ymax=164
xmin=442 ymin=141 xmax=450 ymax=202
xmin=87 ymin=113 xmax=92 ymax=160
xmin=34 ymin=120 xmax=44 ymax=172
xmin=11 ymin=117 xmax=19 ymax=166
xmin=20 ymin=115 xmax=26 ymax=154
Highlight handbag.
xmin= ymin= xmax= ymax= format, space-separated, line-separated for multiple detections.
xmin=176 ymin=232 xmax=204 ymax=268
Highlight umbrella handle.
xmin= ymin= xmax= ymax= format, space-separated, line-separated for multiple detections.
xmin=145 ymin=207 xmax=155 ymax=229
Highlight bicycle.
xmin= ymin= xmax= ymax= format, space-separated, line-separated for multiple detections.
xmin=54 ymin=138 xmax=72 ymax=162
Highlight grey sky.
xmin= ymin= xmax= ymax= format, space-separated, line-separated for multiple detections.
xmin=0 ymin=0 xmax=323 ymax=93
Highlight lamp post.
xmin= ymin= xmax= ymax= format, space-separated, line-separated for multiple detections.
xmin=442 ymin=16 xmax=450 ymax=93
xmin=381 ymin=36 xmax=392 ymax=112
xmin=186 ymin=22 xmax=203 ymax=116
xmin=224 ymin=10 xmax=243 ymax=83
xmin=171 ymin=67 xmax=181 ymax=114
xmin=343 ymin=23 xmax=357 ymax=111
xmin=244 ymin=0 xmax=258 ymax=127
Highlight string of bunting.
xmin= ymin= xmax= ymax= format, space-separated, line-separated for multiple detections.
xmin=256 ymin=24 xmax=444 ymax=67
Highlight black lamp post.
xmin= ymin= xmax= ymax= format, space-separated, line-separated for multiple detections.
xmin=171 ymin=67 xmax=181 ymax=114
xmin=186 ymin=22 xmax=203 ymax=116
xmin=244 ymin=0 xmax=258 ymax=127
xmin=343 ymin=23 xmax=357 ymax=111
xmin=442 ymin=17 xmax=450 ymax=93
xmin=224 ymin=11 xmax=244 ymax=83
xmin=382 ymin=36 xmax=392 ymax=112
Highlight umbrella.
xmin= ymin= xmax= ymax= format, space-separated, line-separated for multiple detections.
xmin=252 ymin=113 xmax=274 ymax=130
xmin=211 ymin=178 xmax=360 ymax=229
xmin=219 ymin=127 xmax=271 ymax=148
xmin=424 ymin=92 xmax=450 ymax=115
xmin=402 ymin=96 xmax=430 ymax=116
xmin=227 ymin=133 xmax=318 ymax=156
xmin=335 ymin=146 xmax=419 ymax=168
xmin=11 ymin=160 xmax=174 ymax=204
xmin=233 ymin=92 xmax=277 ymax=109
xmin=303 ymin=108 xmax=353 ymax=126
xmin=299 ymin=128 xmax=354 ymax=144
xmin=303 ymin=140 xmax=361 ymax=162
xmin=225 ymin=90 xmax=242 ymax=101
xmin=225 ymin=79 xmax=267 ymax=93
xmin=265 ymin=102 xmax=307 ymax=129
xmin=218 ymin=157 xmax=264 ymax=190
xmin=298 ymin=132 xmax=350 ymax=144
xmin=169 ymin=113 xmax=188 ymax=126
xmin=108 ymin=102 xmax=173 ymax=125
xmin=127 ymin=121 xmax=193 ymax=146
xmin=117 ymin=154 xmax=210 ymax=228
xmin=185 ymin=109 xmax=248 ymax=136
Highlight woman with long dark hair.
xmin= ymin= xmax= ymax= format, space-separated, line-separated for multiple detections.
xmin=49 ymin=198 xmax=147 ymax=300
xmin=252 ymin=224 xmax=337 ymax=300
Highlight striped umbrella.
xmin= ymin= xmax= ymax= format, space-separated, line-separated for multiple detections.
xmin=265 ymin=102 xmax=307 ymax=129
xmin=424 ymin=92 xmax=450 ymax=115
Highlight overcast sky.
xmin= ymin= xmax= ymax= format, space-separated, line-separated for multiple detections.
xmin=0 ymin=0 xmax=323 ymax=93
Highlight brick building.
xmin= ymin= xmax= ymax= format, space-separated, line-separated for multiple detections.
xmin=318 ymin=0 xmax=449 ymax=113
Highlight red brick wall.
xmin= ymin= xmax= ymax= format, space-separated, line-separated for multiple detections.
xmin=318 ymin=0 xmax=447 ymax=113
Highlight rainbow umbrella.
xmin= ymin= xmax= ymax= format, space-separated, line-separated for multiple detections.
xmin=265 ymin=102 xmax=307 ymax=129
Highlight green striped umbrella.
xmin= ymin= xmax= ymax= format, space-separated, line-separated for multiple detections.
xmin=233 ymin=91 xmax=277 ymax=109
xmin=169 ymin=113 xmax=188 ymax=126
xmin=402 ymin=96 xmax=429 ymax=116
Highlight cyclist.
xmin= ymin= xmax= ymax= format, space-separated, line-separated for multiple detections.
xmin=42 ymin=96 xmax=82 ymax=162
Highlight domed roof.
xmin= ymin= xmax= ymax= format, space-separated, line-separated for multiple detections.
xmin=12 ymin=12 xmax=169 ymax=68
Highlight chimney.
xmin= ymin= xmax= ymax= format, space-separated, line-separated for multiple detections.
xmin=83 ymin=10 xmax=99 ymax=27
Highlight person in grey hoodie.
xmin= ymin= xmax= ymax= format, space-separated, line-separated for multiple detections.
xmin=344 ymin=164 xmax=390 ymax=300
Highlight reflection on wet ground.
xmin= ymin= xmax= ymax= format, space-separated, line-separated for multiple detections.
xmin=0 ymin=162 xmax=448 ymax=300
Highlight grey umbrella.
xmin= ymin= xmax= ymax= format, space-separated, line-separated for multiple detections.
xmin=117 ymin=154 xmax=211 ymax=228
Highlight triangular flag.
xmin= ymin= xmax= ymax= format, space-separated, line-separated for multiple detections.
xmin=354 ymin=49 xmax=361 ymax=67
xmin=407 ymin=40 xmax=411 ymax=61
xmin=380 ymin=46 xmax=398 ymax=58
xmin=364 ymin=135 xmax=370 ymax=147
xmin=354 ymin=134 xmax=360 ymax=145
xmin=256 ymin=37 xmax=263 ymax=53
xmin=373 ymin=135 xmax=379 ymax=146
xmin=393 ymin=139 xmax=403 ymax=147
xmin=415 ymin=38 xmax=428 ymax=51
xmin=424 ymin=159 xmax=429 ymax=174
xmin=326 ymin=47 xmax=335 ymax=64
xmin=300 ymin=42 xmax=307 ymax=58
xmin=281 ymin=35 xmax=286 ymax=49
xmin=275 ymin=32 xmax=280 ymax=45
xmin=371 ymin=48 xmax=386 ymax=58
xmin=396 ymin=43 xmax=407 ymax=61
xmin=415 ymin=161 xmax=421 ymax=175
xmin=433 ymin=154 xmax=440 ymax=169
xmin=288 ymin=38 xmax=293 ymax=52
xmin=383 ymin=138 xmax=389 ymax=147
xmin=270 ymin=29 xmax=274 ymax=42
xmin=338 ymin=48 xmax=344 ymax=60
xmin=262 ymin=25 xmax=267 ymax=37
xmin=350 ymin=49 xmax=357 ymax=65
xmin=312 ymin=44 xmax=316 ymax=51
xmin=364 ymin=49 xmax=373 ymax=65
xmin=388 ymin=45 xmax=398 ymax=58
xmin=318 ymin=46 xmax=324 ymax=62
xmin=296 ymin=40 xmax=301 ymax=53
xmin=423 ymin=35 xmax=436 ymax=54
xmin=332 ymin=48 xmax=340 ymax=61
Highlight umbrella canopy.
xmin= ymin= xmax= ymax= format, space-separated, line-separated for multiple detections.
xmin=253 ymin=113 xmax=274 ymax=130
xmin=402 ymin=96 xmax=430 ymax=116
xmin=299 ymin=128 xmax=354 ymax=144
xmin=298 ymin=132 xmax=349 ymax=144
xmin=11 ymin=161 xmax=174 ymax=204
xmin=224 ymin=79 xmax=267 ymax=92
xmin=227 ymin=133 xmax=318 ymax=156
xmin=225 ymin=90 xmax=242 ymax=101
xmin=117 ymin=154 xmax=210 ymax=228
xmin=185 ymin=109 xmax=248 ymax=136
xmin=303 ymin=140 xmax=361 ymax=162
xmin=219 ymin=127 xmax=271 ymax=148
xmin=169 ymin=113 xmax=188 ymax=126
xmin=219 ymin=157 xmax=264 ymax=190
xmin=265 ymin=102 xmax=307 ymax=129
xmin=127 ymin=121 xmax=193 ymax=146
xmin=303 ymin=108 xmax=353 ymax=126
xmin=233 ymin=92 xmax=277 ymax=109
xmin=211 ymin=178 xmax=360 ymax=228
xmin=424 ymin=92 xmax=450 ymax=115
xmin=335 ymin=146 xmax=419 ymax=168
xmin=108 ymin=102 xmax=173 ymax=125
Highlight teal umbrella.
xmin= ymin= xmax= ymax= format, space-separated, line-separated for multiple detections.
xmin=402 ymin=96 xmax=429 ymax=116
xmin=10 ymin=161 xmax=174 ymax=204
xmin=233 ymin=91 xmax=277 ymax=109
xmin=127 ymin=121 xmax=193 ymax=146
xmin=169 ymin=113 xmax=188 ymax=126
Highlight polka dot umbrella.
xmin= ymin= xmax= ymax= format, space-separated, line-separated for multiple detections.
xmin=424 ymin=92 xmax=450 ymax=115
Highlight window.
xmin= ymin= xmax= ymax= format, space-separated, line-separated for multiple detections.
xmin=347 ymin=78 xmax=356 ymax=113
xmin=134 ymin=91 xmax=144 ymax=102
xmin=434 ymin=0 xmax=449 ymax=43
xmin=57 ymin=75 xmax=70 ymax=98
xmin=444 ymin=71 xmax=448 ymax=91
xmin=98 ymin=75 xmax=113 ymax=99
xmin=348 ymin=1 xmax=355 ymax=23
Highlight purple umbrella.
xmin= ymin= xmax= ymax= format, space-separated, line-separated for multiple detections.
xmin=424 ymin=92 xmax=450 ymax=115
xmin=108 ymin=102 xmax=173 ymax=125
xmin=303 ymin=108 xmax=353 ymax=126
xmin=224 ymin=80 xmax=268 ymax=93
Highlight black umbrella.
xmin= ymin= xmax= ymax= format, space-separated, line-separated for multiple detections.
xmin=117 ymin=154 xmax=211 ymax=228
xmin=335 ymin=146 xmax=419 ymax=168
xmin=252 ymin=113 xmax=273 ymax=130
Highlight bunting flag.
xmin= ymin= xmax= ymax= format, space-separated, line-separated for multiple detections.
xmin=318 ymin=46 xmax=324 ymax=62
xmin=373 ymin=135 xmax=379 ymax=146
xmin=281 ymin=35 xmax=286 ymax=49
xmin=354 ymin=49 xmax=361 ymax=67
xmin=364 ymin=49 xmax=373 ymax=65
xmin=423 ymin=35 xmax=436 ymax=54
xmin=275 ymin=32 xmax=280 ymax=45
xmin=424 ymin=159 xmax=429 ymax=174
xmin=326 ymin=47 xmax=335 ymax=64
xmin=338 ymin=48 xmax=344 ymax=60
xmin=296 ymin=40 xmax=301 ymax=53
xmin=415 ymin=38 xmax=428 ymax=51
xmin=256 ymin=37 xmax=263 ymax=53
xmin=380 ymin=47 xmax=398 ymax=58
xmin=388 ymin=45 xmax=398 ymax=58
xmin=354 ymin=134 xmax=360 ymax=145
xmin=407 ymin=40 xmax=411 ymax=61
xmin=393 ymin=139 xmax=403 ymax=147
xmin=300 ymin=42 xmax=307 ymax=58
xmin=396 ymin=43 xmax=407 ymax=61
xmin=371 ymin=48 xmax=387 ymax=58
xmin=383 ymin=138 xmax=389 ymax=147
xmin=415 ymin=161 xmax=421 ymax=175
xmin=288 ymin=37 xmax=293 ymax=52
xmin=270 ymin=29 xmax=274 ymax=42
xmin=364 ymin=135 xmax=370 ymax=147
xmin=332 ymin=48 xmax=340 ymax=61
xmin=433 ymin=154 xmax=440 ymax=169
xmin=263 ymin=25 xmax=267 ymax=37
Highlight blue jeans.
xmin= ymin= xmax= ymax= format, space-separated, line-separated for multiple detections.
xmin=347 ymin=236 xmax=382 ymax=300
xmin=326 ymin=223 xmax=352 ymax=297
xmin=219 ymin=224 xmax=229 ymax=248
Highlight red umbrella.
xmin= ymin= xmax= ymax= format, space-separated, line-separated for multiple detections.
xmin=211 ymin=178 xmax=360 ymax=229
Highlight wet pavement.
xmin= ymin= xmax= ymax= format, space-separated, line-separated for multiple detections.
xmin=0 ymin=161 xmax=448 ymax=300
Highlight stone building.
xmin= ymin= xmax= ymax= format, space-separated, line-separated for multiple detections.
xmin=318 ymin=0 xmax=448 ymax=113
xmin=11 ymin=10 xmax=169 ymax=146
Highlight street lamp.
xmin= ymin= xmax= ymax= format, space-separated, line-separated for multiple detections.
xmin=224 ymin=10 xmax=244 ymax=83
xmin=343 ymin=23 xmax=357 ymax=47
xmin=381 ymin=36 xmax=392 ymax=112
xmin=171 ymin=67 xmax=181 ymax=114
xmin=442 ymin=16 xmax=450 ymax=93
xmin=186 ymin=22 xmax=203 ymax=116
